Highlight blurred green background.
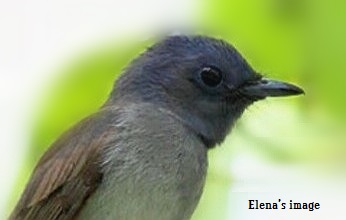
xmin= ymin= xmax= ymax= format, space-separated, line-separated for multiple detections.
xmin=7 ymin=0 xmax=346 ymax=219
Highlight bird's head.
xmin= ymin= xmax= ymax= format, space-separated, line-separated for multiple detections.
xmin=110 ymin=35 xmax=304 ymax=148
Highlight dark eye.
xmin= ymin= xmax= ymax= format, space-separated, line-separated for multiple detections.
xmin=199 ymin=67 xmax=223 ymax=87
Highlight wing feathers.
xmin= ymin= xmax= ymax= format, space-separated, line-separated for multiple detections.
xmin=10 ymin=112 xmax=115 ymax=220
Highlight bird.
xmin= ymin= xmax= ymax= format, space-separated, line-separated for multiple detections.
xmin=10 ymin=35 xmax=304 ymax=220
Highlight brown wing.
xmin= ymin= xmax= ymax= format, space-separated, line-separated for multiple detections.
xmin=10 ymin=111 xmax=116 ymax=220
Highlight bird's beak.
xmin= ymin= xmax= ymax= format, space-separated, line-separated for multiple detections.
xmin=241 ymin=78 xmax=304 ymax=98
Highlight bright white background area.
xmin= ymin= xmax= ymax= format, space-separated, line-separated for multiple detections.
xmin=0 ymin=1 xmax=345 ymax=220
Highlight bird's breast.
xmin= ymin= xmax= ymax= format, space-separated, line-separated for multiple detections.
xmin=77 ymin=106 xmax=208 ymax=220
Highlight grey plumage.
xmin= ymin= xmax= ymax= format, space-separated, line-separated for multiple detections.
xmin=78 ymin=104 xmax=208 ymax=220
xmin=10 ymin=35 xmax=303 ymax=220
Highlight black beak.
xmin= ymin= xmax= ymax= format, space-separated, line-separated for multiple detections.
xmin=241 ymin=78 xmax=304 ymax=98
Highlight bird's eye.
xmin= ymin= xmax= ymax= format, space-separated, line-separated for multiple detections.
xmin=199 ymin=67 xmax=223 ymax=87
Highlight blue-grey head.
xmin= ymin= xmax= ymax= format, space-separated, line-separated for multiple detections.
xmin=109 ymin=35 xmax=304 ymax=148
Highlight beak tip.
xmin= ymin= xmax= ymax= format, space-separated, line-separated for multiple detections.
xmin=287 ymin=84 xmax=305 ymax=96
